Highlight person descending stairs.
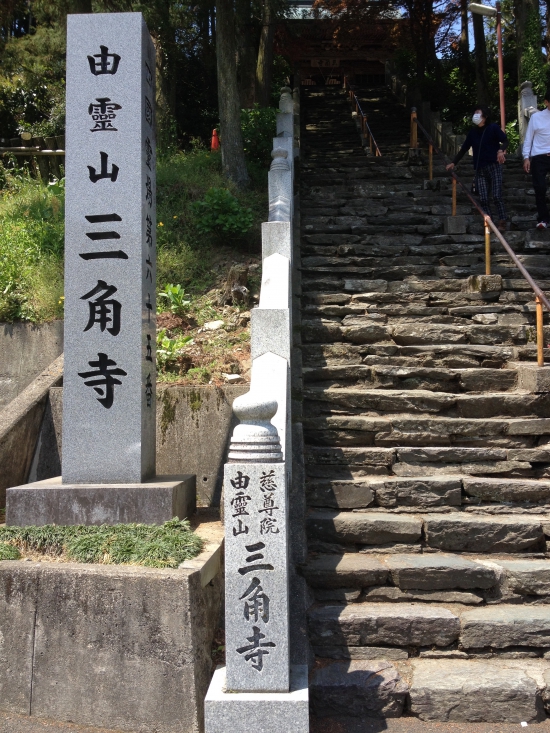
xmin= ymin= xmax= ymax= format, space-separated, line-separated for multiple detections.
xmin=298 ymin=85 xmax=550 ymax=725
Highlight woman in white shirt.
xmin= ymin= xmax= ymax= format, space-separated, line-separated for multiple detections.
xmin=523 ymin=89 xmax=550 ymax=229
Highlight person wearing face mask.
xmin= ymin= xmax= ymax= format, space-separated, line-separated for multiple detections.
xmin=446 ymin=106 xmax=508 ymax=232
xmin=522 ymin=90 xmax=550 ymax=229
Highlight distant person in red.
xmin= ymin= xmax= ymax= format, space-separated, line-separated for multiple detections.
xmin=522 ymin=89 xmax=550 ymax=229
xmin=446 ymin=106 xmax=508 ymax=232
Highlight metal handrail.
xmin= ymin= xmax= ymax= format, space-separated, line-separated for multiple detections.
xmin=348 ymin=89 xmax=382 ymax=157
xmin=411 ymin=110 xmax=549 ymax=366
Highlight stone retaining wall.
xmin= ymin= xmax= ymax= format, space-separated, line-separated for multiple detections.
xmin=0 ymin=525 xmax=223 ymax=733
xmin=0 ymin=321 xmax=63 ymax=409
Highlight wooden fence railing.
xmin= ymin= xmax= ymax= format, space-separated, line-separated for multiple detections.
xmin=0 ymin=133 xmax=65 ymax=181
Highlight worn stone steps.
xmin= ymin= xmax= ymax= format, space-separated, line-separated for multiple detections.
xmin=304 ymin=366 xmax=519 ymax=392
xmin=305 ymin=340 xmax=548 ymax=363
xmin=306 ymin=509 xmax=549 ymax=552
xmin=299 ymin=85 xmax=550 ymax=722
xmin=309 ymin=600 xmax=550 ymax=652
xmin=305 ymin=474 xmax=550 ymax=508
xmin=303 ymin=415 xmax=550 ymax=450
xmin=302 ymin=319 xmax=544 ymax=347
xmin=304 ymin=387 xmax=550 ymax=419
xmin=310 ymin=657 xmax=549 ymax=722
xmin=305 ymin=452 xmax=547 ymax=480
xmin=302 ymin=551 xmax=550 ymax=602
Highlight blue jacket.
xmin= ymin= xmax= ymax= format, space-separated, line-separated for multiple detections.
xmin=453 ymin=123 xmax=508 ymax=169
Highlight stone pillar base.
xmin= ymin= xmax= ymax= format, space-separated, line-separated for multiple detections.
xmin=205 ymin=665 xmax=309 ymax=733
xmin=6 ymin=475 xmax=195 ymax=526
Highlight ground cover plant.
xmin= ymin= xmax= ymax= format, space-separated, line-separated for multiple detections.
xmin=0 ymin=171 xmax=65 ymax=322
xmin=0 ymin=518 xmax=203 ymax=568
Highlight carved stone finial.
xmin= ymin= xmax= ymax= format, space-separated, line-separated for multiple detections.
xmin=270 ymin=148 xmax=290 ymax=171
xmin=279 ymin=86 xmax=293 ymax=113
xmin=520 ymin=81 xmax=533 ymax=94
xmin=228 ymin=391 xmax=283 ymax=463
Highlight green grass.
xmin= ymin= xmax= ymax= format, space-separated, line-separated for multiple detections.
xmin=0 ymin=518 xmax=203 ymax=568
xmin=0 ymin=172 xmax=65 ymax=322
xmin=0 ymin=144 xmax=267 ymax=324
xmin=0 ymin=542 xmax=20 ymax=560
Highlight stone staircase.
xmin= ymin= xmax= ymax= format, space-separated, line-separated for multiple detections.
xmin=299 ymin=86 xmax=550 ymax=724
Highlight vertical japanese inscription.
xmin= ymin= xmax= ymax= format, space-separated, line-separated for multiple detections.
xmin=63 ymin=14 xmax=156 ymax=483
xmin=224 ymin=462 xmax=289 ymax=693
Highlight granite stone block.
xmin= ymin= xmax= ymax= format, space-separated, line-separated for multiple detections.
xmin=276 ymin=113 xmax=293 ymax=137
xmin=251 ymin=309 xmax=291 ymax=361
xmin=409 ymin=659 xmax=541 ymax=722
xmin=262 ymin=221 xmax=292 ymax=260
xmin=6 ymin=475 xmax=195 ymax=526
xmin=205 ymin=665 xmax=308 ymax=733
xmin=224 ymin=462 xmax=289 ymax=692
xmin=63 ymin=13 xmax=156 ymax=483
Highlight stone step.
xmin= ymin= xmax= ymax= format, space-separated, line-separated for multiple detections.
xmin=309 ymin=657 xmax=547 ymax=723
xmin=305 ymin=473 xmax=550 ymax=509
xmin=407 ymin=658 xmax=547 ymax=722
xmin=303 ymin=552 xmax=550 ymax=603
xmin=303 ymin=342 xmax=548 ymax=369
xmin=303 ymin=417 xmax=548 ymax=449
xmin=308 ymin=601 xmax=461 ymax=648
xmin=306 ymin=510 xmax=546 ymax=552
xmin=304 ymin=305 xmax=542 ymax=328
xmin=309 ymin=600 xmax=550 ymax=652
xmin=304 ymin=365 xmax=519 ymax=392
xmin=304 ymin=387 xmax=550 ymax=420
xmin=302 ymin=318 xmax=543 ymax=348
xmin=305 ymin=445 xmax=550 ymax=480
xmin=301 ymin=552 xmax=497 ymax=591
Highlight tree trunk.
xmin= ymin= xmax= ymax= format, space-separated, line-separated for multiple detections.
xmin=216 ymin=0 xmax=250 ymax=188
xmin=255 ymin=0 xmax=275 ymax=107
xmin=460 ymin=0 xmax=469 ymax=71
xmin=473 ymin=13 xmax=490 ymax=106
xmin=237 ymin=0 xmax=258 ymax=108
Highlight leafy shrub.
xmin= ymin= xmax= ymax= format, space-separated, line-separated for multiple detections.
xmin=0 ymin=519 xmax=203 ymax=568
xmin=158 ymin=283 xmax=191 ymax=315
xmin=506 ymin=120 xmax=520 ymax=154
xmin=192 ymin=187 xmax=254 ymax=235
xmin=156 ymin=329 xmax=194 ymax=371
xmin=241 ymin=105 xmax=277 ymax=166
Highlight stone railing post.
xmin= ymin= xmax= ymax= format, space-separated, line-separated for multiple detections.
xmin=205 ymin=84 xmax=308 ymax=733
xmin=519 ymin=81 xmax=538 ymax=150
xmin=268 ymin=148 xmax=292 ymax=222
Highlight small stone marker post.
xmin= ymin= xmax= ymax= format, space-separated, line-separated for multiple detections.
xmin=6 ymin=12 xmax=196 ymax=526
xmin=63 ymin=12 xmax=156 ymax=483
xmin=224 ymin=393 xmax=288 ymax=693
xmin=205 ymin=392 xmax=308 ymax=732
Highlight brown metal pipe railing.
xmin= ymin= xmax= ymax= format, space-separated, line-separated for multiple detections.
xmin=412 ymin=110 xmax=549 ymax=366
xmin=349 ymin=91 xmax=382 ymax=157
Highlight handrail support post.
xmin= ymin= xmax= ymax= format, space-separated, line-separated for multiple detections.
xmin=410 ymin=108 xmax=418 ymax=150
xmin=536 ymin=295 xmax=545 ymax=367
xmin=428 ymin=144 xmax=433 ymax=181
xmin=484 ymin=218 xmax=491 ymax=275
xmin=452 ymin=177 xmax=457 ymax=216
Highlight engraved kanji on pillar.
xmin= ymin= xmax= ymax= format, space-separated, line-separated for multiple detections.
xmin=63 ymin=13 xmax=156 ymax=483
